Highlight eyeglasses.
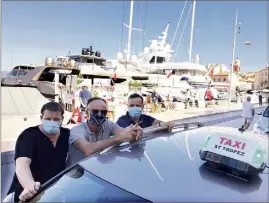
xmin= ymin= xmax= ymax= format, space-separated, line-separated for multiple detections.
xmin=92 ymin=109 xmax=108 ymax=115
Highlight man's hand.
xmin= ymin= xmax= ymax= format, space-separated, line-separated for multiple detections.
xmin=130 ymin=123 xmax=143 ymax=140
xmin=167 ymin=121 xmax=174 ymax=130
xmin=19 ymin=182 xmax=40 ymax=202
xmin=116 ymin=124 xmax=142 ymax=143
xmin=159 ymin=121 xmax=174 ymax=130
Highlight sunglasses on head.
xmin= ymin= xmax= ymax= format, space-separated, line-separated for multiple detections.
xmin=92 ymin=109 xmax=108 ymax=115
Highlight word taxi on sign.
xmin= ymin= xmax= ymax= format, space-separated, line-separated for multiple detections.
xmin=214 ymin=137 xmax=246 ymax=156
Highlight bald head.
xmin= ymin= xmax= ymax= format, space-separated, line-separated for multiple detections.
xmin=246 ymin=96 xmax=251 ymax=102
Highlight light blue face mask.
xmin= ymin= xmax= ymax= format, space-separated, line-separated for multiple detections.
xmin=42 ymin=120 xmax=61 ymax=135
xmin=128 ymin=107 xmax=143 ymax=118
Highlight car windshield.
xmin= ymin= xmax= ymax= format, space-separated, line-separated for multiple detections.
xmin=263 ymin=107 xmax=269 ymax=118
xmin=30 ymin=165 xmax=149 ymax=202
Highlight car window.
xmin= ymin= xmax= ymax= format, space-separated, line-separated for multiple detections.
xmin=263 ymin=107 xmax=269 ymax=118
xmin=30 ymin=165 xmax=149 ymax=202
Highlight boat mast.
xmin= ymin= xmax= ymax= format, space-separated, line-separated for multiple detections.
xmin=188 ymin=0 xmax=196 ymax=62
xmin=126 ymin=0 xmax=134 ymax=61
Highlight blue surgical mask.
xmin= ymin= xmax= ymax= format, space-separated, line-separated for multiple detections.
xmin=128 ymin=107 xmax=143 ymax=118
xmin=42 ymin=120 xmax=61 ymax=135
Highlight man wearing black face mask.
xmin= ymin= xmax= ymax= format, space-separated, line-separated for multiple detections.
xmin=5 ymin=102 xmax=70 ymax=202
xmin=66 ymin=97 xmax=143 ymax=167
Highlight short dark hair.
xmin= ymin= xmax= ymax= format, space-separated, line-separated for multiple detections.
xmin=87 ymin=97 xmax=107 ymax=106
xmin=41 ymin=101 xmax=64 ymax=117
xmin=128 ymin=93 xmax=144 ymax=103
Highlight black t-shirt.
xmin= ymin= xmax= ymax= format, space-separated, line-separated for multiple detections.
xmin=7 ymin=126 xmax=70 ymax=202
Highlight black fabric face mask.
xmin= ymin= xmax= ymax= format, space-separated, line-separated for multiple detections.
xmin=89 ymin=110 xmax=107 ymax=126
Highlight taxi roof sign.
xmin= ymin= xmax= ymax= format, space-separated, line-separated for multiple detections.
xmin=200 ymin=132 xmax=267 ymax=170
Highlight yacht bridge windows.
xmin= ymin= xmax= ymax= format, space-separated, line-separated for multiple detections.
xmin=69 ymin=55 xmax=106 ymax=67
xmin=149 ymin=68 xmax=205 ymax=76
xmin=149 ymin=56 xmax=166 ymax=64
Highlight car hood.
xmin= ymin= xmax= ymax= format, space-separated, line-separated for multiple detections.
xmin=80 ymin=126 xmax=269 ymax=202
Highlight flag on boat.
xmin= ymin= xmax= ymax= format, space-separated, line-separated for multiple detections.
xmin=167 ymin=69 xmax=175 ymax=78
xmin=112 ymin=72 xmax=117 ymax=80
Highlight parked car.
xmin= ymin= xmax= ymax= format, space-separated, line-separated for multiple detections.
xmin=253 ymin=105 xmax=269 ymax=135
xmin=21 ymin=124 xmax=269 ymax=202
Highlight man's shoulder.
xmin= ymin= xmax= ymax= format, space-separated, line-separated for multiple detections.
xmin=70 ymin=123 xmax=86 ymax=133
xmin=17 ymin=126 xmax=39 ymax=141
xmin=60 ymin=127 xmax=70 ymax=135
xmin=105 ymin=119 xmax=118 ymax=127
xmin=117 ymin=114 xmax=129 ymax=121
xmin=21 ymin=126 xmax=39 ymax=135
xmin=242 ymin=101 xmax=248 ymax=105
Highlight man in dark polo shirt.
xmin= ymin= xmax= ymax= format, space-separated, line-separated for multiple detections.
xmin=5 ymin=102 xmax=70 ymax=202
xmin=116 ymin=93 xmax=174 ymax=129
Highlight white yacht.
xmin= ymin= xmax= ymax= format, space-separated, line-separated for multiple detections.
xmin=110 ymin=0 xmax=210 ymax=88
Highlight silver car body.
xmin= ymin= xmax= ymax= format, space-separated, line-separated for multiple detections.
xmin=30 ymin=125 xmax=269 ymax=202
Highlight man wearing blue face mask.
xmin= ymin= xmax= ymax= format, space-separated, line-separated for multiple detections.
xmin=116 ymin=93 xmax=174 ymax=129
xmin=6 ymin=102 xmax=70 ymax=202
xmin=67 ymin=97 xmax=143 ymax=167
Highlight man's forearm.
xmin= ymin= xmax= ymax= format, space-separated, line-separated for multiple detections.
xmin=16 ymin=163 xmax=35 ymax=189
xmin=152 ymin=120 xmax=167 ymax=127
xmin=85 ymin=136 xmax=121 ymax=156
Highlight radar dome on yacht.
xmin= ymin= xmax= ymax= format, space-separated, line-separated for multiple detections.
xmin=144 ymin=47 xmax=150 ymax=54
xmin=45 ymin=57 xmax=55 ymax=66
xmin=131 ymin=55 xmax=138 ymax=61
xmin=95 ymin=51 xmax=101 ymax=57
xmin=70 ymin=59 xmax=76 ymax=68
xmin=117 ymin=52 xmax=123 ymax=59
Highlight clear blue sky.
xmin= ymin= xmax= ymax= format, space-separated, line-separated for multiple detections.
xmin=2 ymin=1 xmax=268 ymax=72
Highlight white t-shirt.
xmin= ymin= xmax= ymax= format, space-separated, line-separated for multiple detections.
xmin=241 ymin=101 xmax=254 ymax=118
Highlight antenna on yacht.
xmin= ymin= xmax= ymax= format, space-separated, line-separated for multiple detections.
xmin=188 ymin=0 xmax=196 ymax=62
xmin=159 ymin=22 xmax=170 ymax=48
xmin=124 ymin=0 xmax=144 ymax=60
